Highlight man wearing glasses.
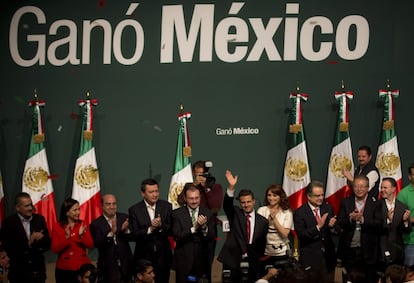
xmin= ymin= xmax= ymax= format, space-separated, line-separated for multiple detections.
xmin=337 ymin=175 xmax=383 ymax=283
xmin=294 ymin=180 xmax=337 ymax=283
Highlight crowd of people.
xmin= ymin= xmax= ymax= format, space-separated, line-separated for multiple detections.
xmin=1 ymin=150 xmax=414 ymax=283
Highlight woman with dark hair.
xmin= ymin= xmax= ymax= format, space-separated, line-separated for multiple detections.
xmin=257 ymin=185 xmax=293 ymax=266
xmin=51 ymin=198 xmax=94 ymax=283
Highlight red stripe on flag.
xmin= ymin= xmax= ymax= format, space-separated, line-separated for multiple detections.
xmin=79 ymin=192 xmax=102 ymax=226
xmin=325 ymin=185 xmax=352 ymax=215
xmin=33 ymin=192 xmax=57 ymax=234
xmin=288 ymin=187 xmax=307 ymax=211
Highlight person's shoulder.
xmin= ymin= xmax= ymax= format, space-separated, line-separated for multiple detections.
xmin=129 ymin=200 xmax=145 ymax=211
xmin=157 ymin=199 xmax=172 ymax=206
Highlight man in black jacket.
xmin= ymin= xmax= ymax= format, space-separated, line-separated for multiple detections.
xmin=0 ymin=192 xmax=51 ymax=283
xmin=90 ymin=194 xmax=133 ymax=283
xmin=218 ymin=170 xmax=268 ymax=283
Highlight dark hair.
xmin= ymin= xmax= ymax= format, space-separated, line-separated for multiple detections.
xmin=15 ymin=192 xmax=31 ymax=205
xmin=264 ymin=184 xmax=290 ymax=210
xmin=408 ymin=164 xmax=414 ymax=174
xmin=192 ymin=160 xmax=206 ymax=172
xmin=238 ymin=189 xmax=254 ymax=200
xmin=78 ymin=263 xmax=97 ymax=283
xmin=385 ymin=264 xmax=406 ymax=283
xmin=183 ymin=183 xmax=200 ymax=197
xmin=135 ymin=259 xmax=153 ymax=276
xmin=358 ymin=145 xmax=372 ymax=156
xmin=306 ymin=181 xmax=324 ymax=196
xmin=140 ymin=178 xmax=158 ymax=192
xmin=382 ymin=177 xmax=397 ymax=188
xmin=59 ymin=198 xmax=79 ymax=224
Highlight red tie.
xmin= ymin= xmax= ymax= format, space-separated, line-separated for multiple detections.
xmin=246 ymin=214 xmax=251 ymax=244
xmin=314 ymin=208 xmax=321 ymax=223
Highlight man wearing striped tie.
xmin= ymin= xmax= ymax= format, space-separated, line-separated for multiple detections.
xmin=171 ymin=183 xmax=215 ymax=283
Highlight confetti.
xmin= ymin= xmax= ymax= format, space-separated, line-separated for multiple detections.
xmin=70 ymin=112 xmax=79 ymax=120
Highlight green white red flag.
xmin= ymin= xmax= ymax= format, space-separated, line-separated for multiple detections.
xmin=326 ymin=90 xmax=354 ymax=214
xmin=71 ymin=97 xmax=102 ymax=226
xmin=375 ymin=87 xmax=402 ymax=192
xmin=168 ymin=109 xmax=193 ymax=209
xmin=22 ymin=97 xmax=57 ymax=233
xmin=283 ymin=91 xmax=311 ymax=210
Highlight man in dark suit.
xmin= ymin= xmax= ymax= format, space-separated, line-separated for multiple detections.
xmin=90 ymin=194 xmax=133 ymax=283
xmin=218 ymin=170 xmax=268 ymax=283
xmin=378 ymin=177 xmax=411 ymax=268
xmin=128 ymin=178 xmax=173 ymax=283
xmin=293 ymin=180 xmax=337 ymax=283
xmin=0 ymin=192 xmax=51 ymax=283
xmin=337 ymin=175 xmax=383 ymax=283
xmin=172 ymin=183 xmax=215 ymax=283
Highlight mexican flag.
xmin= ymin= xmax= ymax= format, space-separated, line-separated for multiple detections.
xmin=0 ymin=170 xmax=4 ymax=227
xmin=326 ymin=91 xmax=354 ymax=214
xmin=168 ymin=110 xmax=193 ymax=209
xmin=22 ymin=98 xmax=57 ymax=233
xmin=375 ymin=88 xmax=402 ymax=192
xmin=283 ymin=91 xmax=311 ymax=210
xmin=72 ymin=98 xmax=102 ymax=226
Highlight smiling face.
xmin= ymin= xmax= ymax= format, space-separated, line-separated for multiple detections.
xmin=67 ymin=202 xmax=80 ymax=222
xmin=239 ymin=195 xmax=255 ymax=214
xmin=307 ymin=186 xmax=324 ymax=207
xmin=353 ymin=177 xmax=369 ymax=200
xmin=380 ymin=179 xmax=396 ymax=201
xmin=357 ymin=149 xmax=372 ymax=167
xmin=185 ymin=188 xmax=201 ymax=210
xmin=266 ymin=191 xmax=280 ymax=207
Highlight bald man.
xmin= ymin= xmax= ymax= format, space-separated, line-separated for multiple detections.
xmin=90 ymin=194 xmax=133 ymax=283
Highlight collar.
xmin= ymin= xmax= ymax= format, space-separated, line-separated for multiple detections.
xmin=18 ymin=213 xmax=32 ymax=222
xmin=307 ymin=202 xmax=320 ymax=211
xmin=103 ymin=214 xmax=116 ymax=222
xmin=144 ymin=200 xmax=156 ymax=209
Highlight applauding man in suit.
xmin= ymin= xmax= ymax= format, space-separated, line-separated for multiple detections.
xmin=129 ymin=178 xmax=173 ymax=283
xmin=378 ymin=177 xmax=410 ymax=268
xmin=90 ymin=194 xmax=133 ymax=283
xmin=294 ymin=181 xmax=337 ymax=283
xmin=172 ymin=183 xmax=215 ymax=283
xmin=0 ymin=192 xmax=51 ymax=283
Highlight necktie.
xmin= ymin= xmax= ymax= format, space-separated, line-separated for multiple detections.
xmin=246 ymin=214 xmax=251 ymax=244
xmin=314 ymin=208 xmax=321 ymax=223
xmin=191 ymin=209 xmax=197 ymax=226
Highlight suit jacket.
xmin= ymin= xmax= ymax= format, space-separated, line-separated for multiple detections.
xmin=0 ymin=213 xmax=51 ymax=282
xmin=293 ymin=202 xmax=337 ymax=272
xmin=337 ymin=195 xmax=383 ymax=265
xmin=218 ymin=193 xmax=268 ymax=280
xmin=90 ymin=212 xmax=134 ymax=282
xmin=128 ymin=199 xmax=173 ymax=283
xmin=51 ymin=220 xmax=94 ymax=271
xmin=172 ymin=206 xmax=215 ymax=283
xmin=379 ymin=199 xmax=411 ymax=264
